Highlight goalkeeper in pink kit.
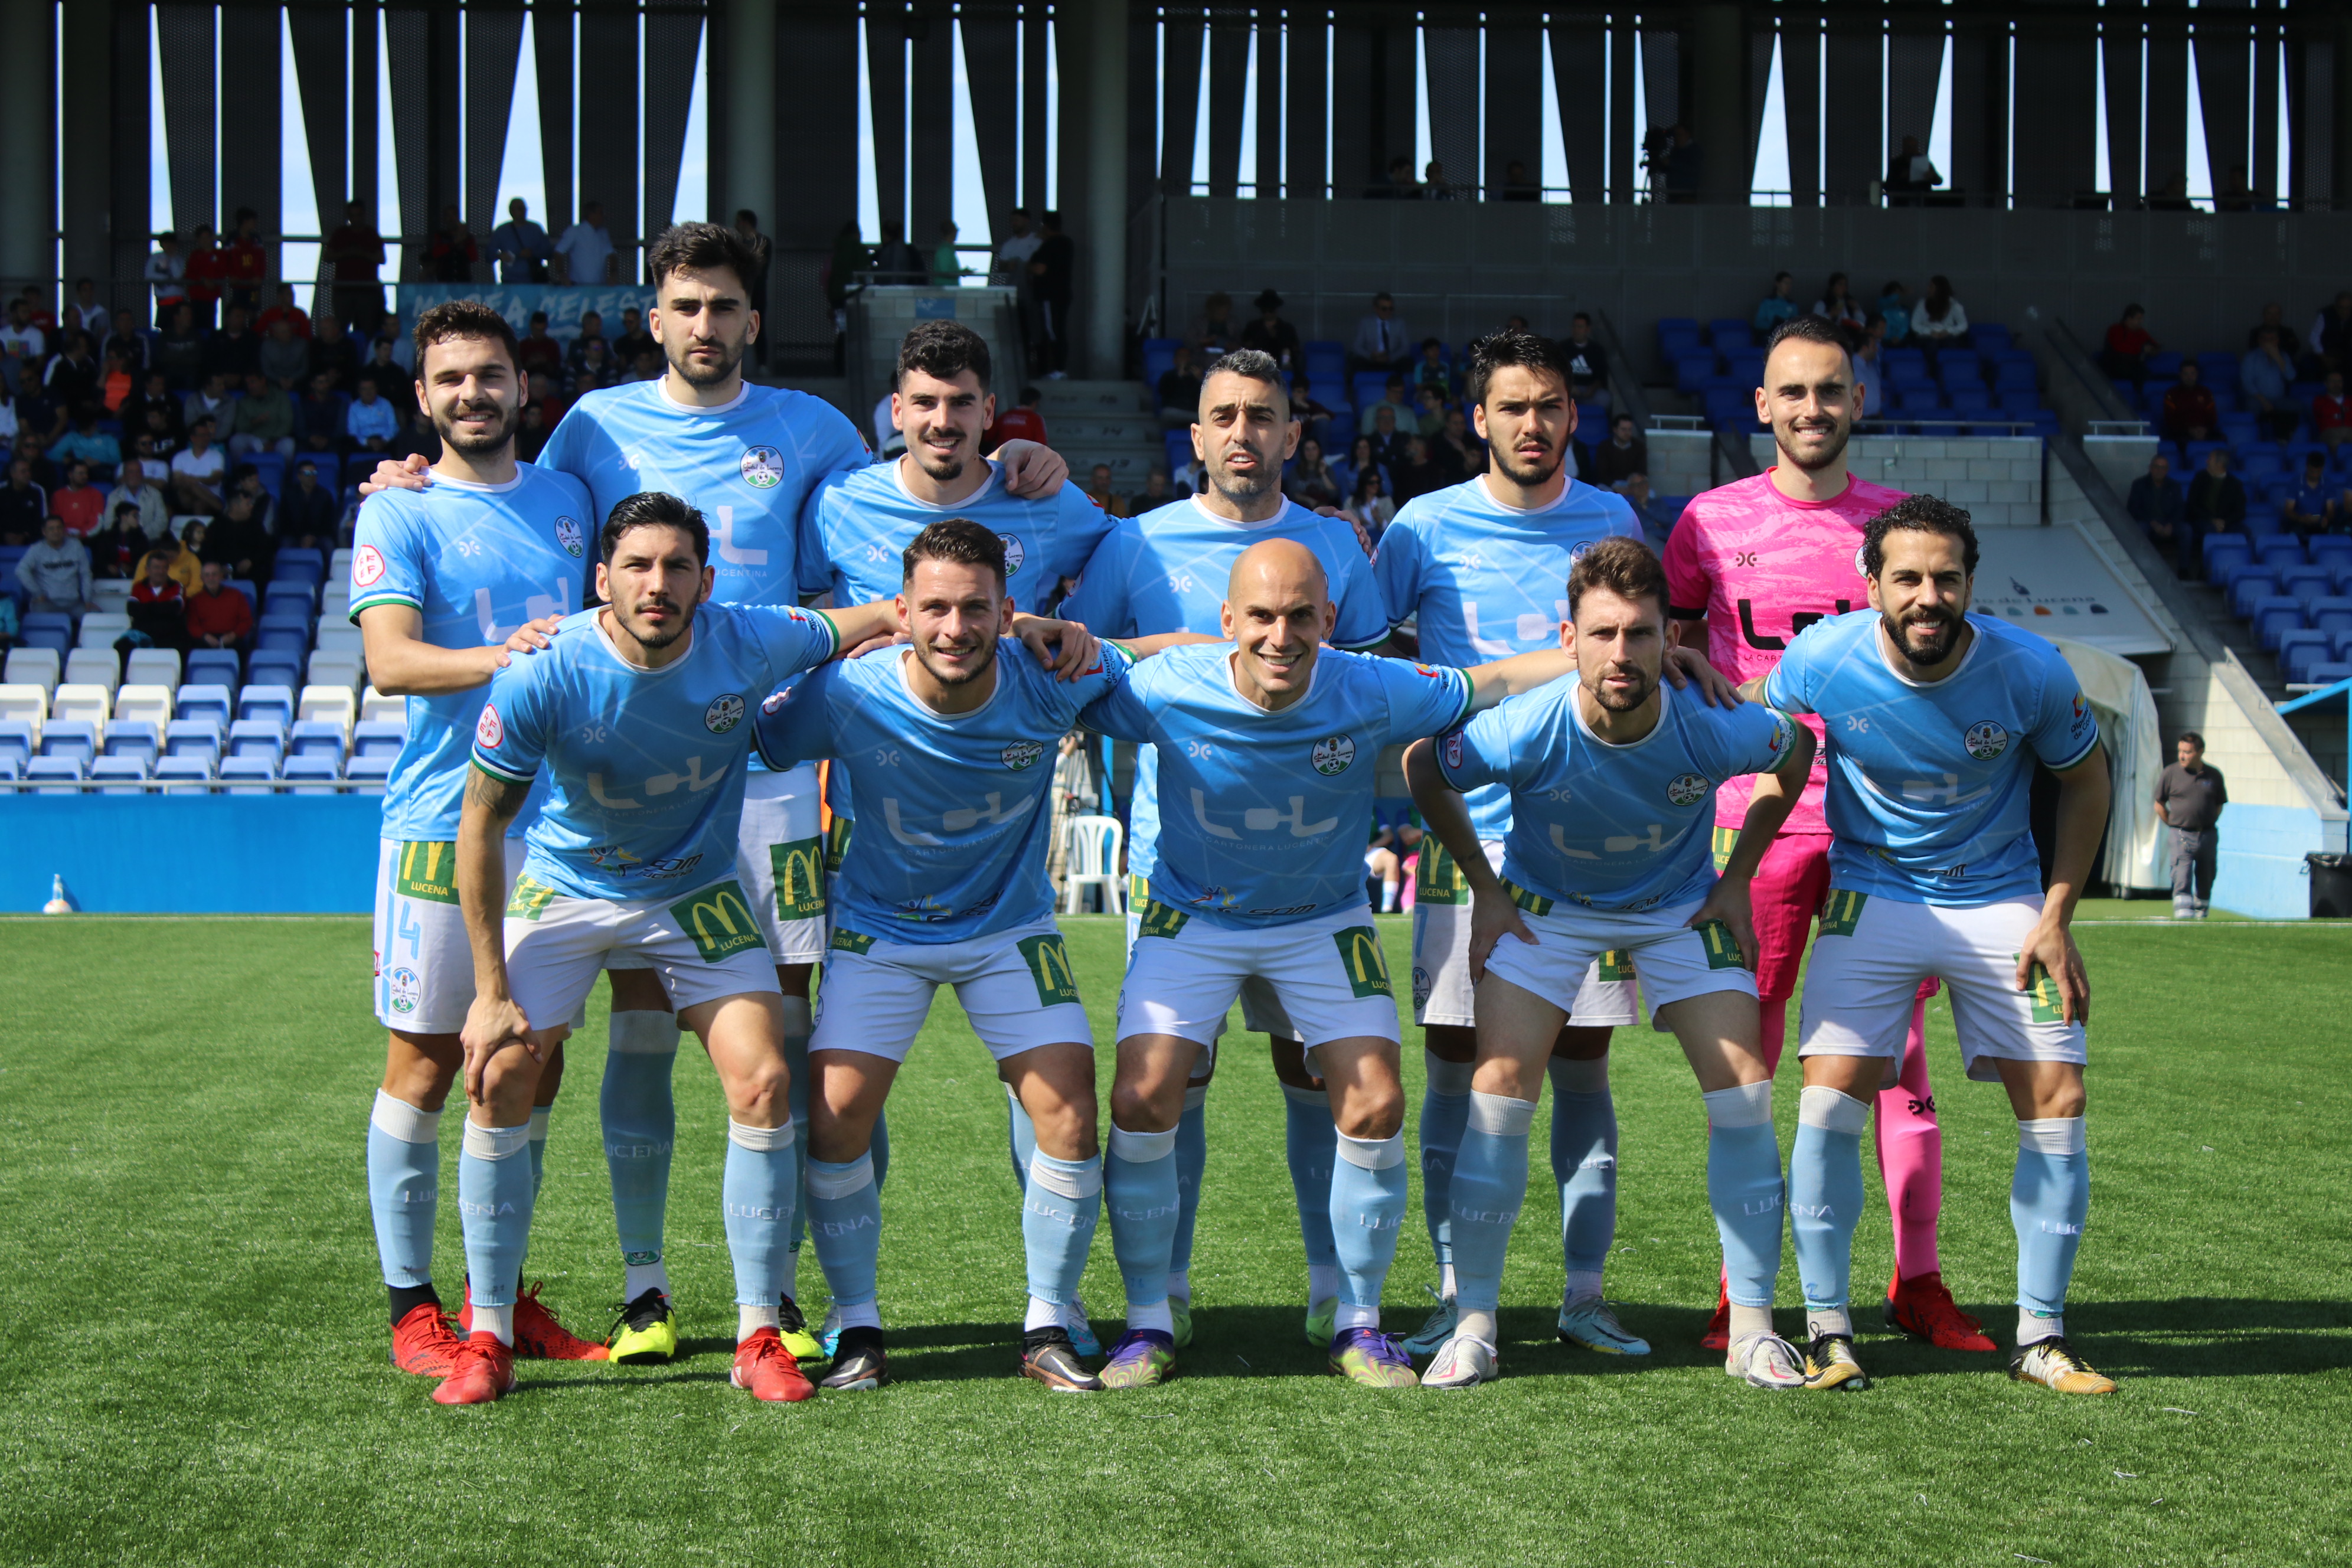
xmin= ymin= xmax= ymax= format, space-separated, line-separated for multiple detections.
xmin=1661 ymin=315 xmax=1995 ymax=1354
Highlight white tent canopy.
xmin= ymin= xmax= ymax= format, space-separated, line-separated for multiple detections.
xmin=2047 ymin=635 xmax=2165 ymax=891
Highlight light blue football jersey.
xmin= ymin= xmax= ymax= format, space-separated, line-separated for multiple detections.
xmin=1438 ymin=681 xmax=1799 ymax=913
xmin=1061 ymin=496 xmax=1392 ymax=884
xmin=1763 ymin=610 xmax=2099 ymax=905
xmin=471 ymin=601 xmax=842 ymax=900
xmin=1080 ymin=643 xmax=1472 ymax=929
xmin=1376 ymin=476 xmax=1642 ymax=840
xmin=348 ymin=466 xmax=596 ymax=841
xmin=755 ymin=639 xmax=1134 ymax=942
xmin=800 ymin=457 xmax=1115 ymax=616
xmin=534 ymin=379 xmax=870 ymax=609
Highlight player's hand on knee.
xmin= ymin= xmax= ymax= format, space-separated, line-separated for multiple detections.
xmin=460 ymin=995 xmax=536 ymax=1104
xmin=357 ymin=452 xmax=432 ymax=498
xmin=1468 ymin=888 xmax=1534 ymax=981
xmin=995 ymin=439 xmax=1069 ymax=498
xmin=1661 ymin=645 xmax=1741 ymax=708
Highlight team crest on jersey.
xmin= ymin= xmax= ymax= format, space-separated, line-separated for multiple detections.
xmin=353 ymin=544 xmax=386 ymax=587
xmin=705 ymin=694 xmax=746 ymax=734
xmin=1964 ymin=720 xmax=2010 ymax=760
xmin=1666 ymin=772 xmax=1709 ymax=806
xmin=1001 ymin=739 xmax=1043 ymax=770
xmin=1312 ymin=734 xmax=1357 ymax=775
xmin=740 ymin=446 xmax=785 ymax=488
xmin=387 ymin=967 xmax=419 ymax=1015
xmin=476 ymin=703 xmax=504 ymax=748
xmin=998 ymin=533 xmax=1026 ymax=573
xmin=555 ymin=516 xmax=584 ymax=557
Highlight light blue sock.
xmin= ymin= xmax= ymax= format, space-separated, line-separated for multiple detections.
xmin=1418 ymin=1053 xmax=1474 ymax=1280
xmin=1330 ymin=1128 xmax=1411 ymax=1318
xmin=1702 ymin=1083 xmax=1784 ymax=1309
xmin=457 ymin=1119 xmax=537 ymax=1310
xmin=1023 ymin=1151 xmax=1103 ymax=1306
xmin=803 ymin=1148 xmax=880 ymax=1307
xmin=1105 ymin=1125 xmax=1181 ymax=1313
xmin=601 ymin=1012 xmax=678 ymax=1278
xmin=1789 ymin=1087 xmax=1871 ymax=1319
xmin=1167 ymin=1087 xmax=1207 ymax=1288
xmin=366 ymin=1091 xmax=440 ymax=1289
xmin=1282 ymin=1083 xmax=1340 ymax=1274
xmin=2012 ymin=1118 xmax=2089 ymax=1317
xmin=1548 ymin=1057 xmax=1618 ymax=1278
xmin=1445 ymin=1095 xmax=1536 ymax=1314
xmin=1007 ymin=1082 xmax=1038 ymax=1191
xmin=723 ymin=1121 xmax=799 ymax=1308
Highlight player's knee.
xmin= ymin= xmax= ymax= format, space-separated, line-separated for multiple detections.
xmin=1333 ymin=1086 xmax=1406 ymax=1142
xmin=1028 ymin=1086 xmax=1099 ymax=1159
xmin=725 ymin=1059 xmax=793 ymax=1124
xmin=1108 ymin=1077 xmax=1180 ymax=1135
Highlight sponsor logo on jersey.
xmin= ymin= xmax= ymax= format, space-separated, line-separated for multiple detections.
xmin=999 ymin=533 xmax=1026 ymax=573
xmin=1666 ymin=772 xmax=1710 ymax=806
xmin=353 ymin=544 xmax=386 ymax=587
xmin=555 ymin=516 xmax=584 ymax=557
xmin=1312 ymin=734 xmax=1357 ymax=775
xmin=668 ymin=880 xmax=766 ymax=962
xmin=740 ymin=446 xmax=785 ymax=488
xmin=1766 ymin=710 xmax=1796 ymax=754
xmin=705 ymin=694 xmax=746 ymax=734
xmin=476 ymin=703 xmax=504 ymax=748
xmin=1964 ymin=720 xmax=2010 ymax=760
xmin=1001 ymin=739 xmax=1044 ymax=770
xmin=387 ymin=967 xmax=420 ymax=1015
xmin=1854 ymin=545 xmax=1868 ymax=577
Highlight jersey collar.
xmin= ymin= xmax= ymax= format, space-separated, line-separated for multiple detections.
xmin=423 ymin=468 xmax=525 ymax=494
xmin=1870 ymin=613 xmax=1987 ymax=688
xmin=1188 ymin=494 xmax=1298 ymax=532
xmin=1223 ymin=646 xmax=1324 ymax=714
xmin=893 ymin=642 xmax=1008 ymax=720
xmin=1569 ymin=675 xmax=1670 ymax=751
xmin=891 ymin=457 xmax=1000 ymax=511
xmin=592 ymin=609 xmax=697 ymax=677
xmin=655 ymin=377 xmax=751 ymax=417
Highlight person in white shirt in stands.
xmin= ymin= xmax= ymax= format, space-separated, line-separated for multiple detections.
xmin=347 ymin=375 xmax=400 ymax=452
xmin=555 ymin=201 xmax=617 ymax=286
xmin=169 ymin=416 xmax=228 ymax=516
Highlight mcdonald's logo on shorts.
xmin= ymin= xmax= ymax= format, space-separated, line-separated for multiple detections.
xmin=831 ymin=927 xmax=876 ymax=955
xmin=1710 ymin=826 xmax=1738 ymax=876
xmin=1135 ymin=896 xmax=1190 ymax=940
xmin=1817 ymin=888 xmax=1868 ymax=938
xmin=1693 ymin=919 xmax=1748 ymax=971
xmin=2016 ymin=956 xmax=2065 ymax=1024
xmin=1331 ymin=925 xmax=1393 ymax=999
xmin=1596 ymin=948 xmax=1636 ymax=983
xmin=769 ymin=837 xmax=827 ymax=921
xmin=504 ymin=874 xmax=557 ymax=922
xmin=1018 ymin=933 xmax=1083 ymax=1007
xmin=668 ymin=880 xmax=767 ymax=963
xmin=397 ymin=841 xmax=461 ymax=905
xmin=1500 ymin=878 xmax=1553 ymax=917
xmin=825 ymin=816 xmax=854 ymax=874
xmin=1415 ymin=842 xmax=1466 ymax=906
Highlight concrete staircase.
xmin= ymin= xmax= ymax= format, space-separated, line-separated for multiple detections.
xmin=1032 ymin=380 xmax=1168 ymax=490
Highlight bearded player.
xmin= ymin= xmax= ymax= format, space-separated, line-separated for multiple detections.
xmin=1661 ymin=314 xmax=1990 ymax=1354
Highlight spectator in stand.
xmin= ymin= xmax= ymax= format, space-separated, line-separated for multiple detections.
xmin=428 ymin=206 xmax=479 ymax=283
xmin=1240 ymin=289 xmax=1302 ymax=369
xmin=135 ymin=406 xmax=181 ymax=468
xmin=230 ymin=466 xmax=276 ymax=540
xmin=571 ymin=335 xmax=617 ymax=389
xmin=181 ymin=224 xmax=225 ymax=327
xmin=362 ymin=332 xmax=404 ymax=390
xmin=1285 ymin=437 xmax=1342 ymax=509
xmin=491 ymin=197 xmax=556 ymax=282
xmin=260 ymin=316 xmax=310 ymax=393
xmin=1560 ymin=313 xmax=1609 ymax=406
xmin=1814 ymin=273 xmax=1868 ymax=336
xmin=0 ymin=456 xmax=48 ymax=541
xmin=1077 ymin=462 xmax=1120 ymax=517
xmin=277 ymin=458 xmax=341 ymax=550
xmin=42 ymin=333 xmax=99 ymax=422
xmin=2162 ymin=361 xmax=2219 ymax=444
xmin=1029 ymin=211 xmax=1075 ymax=377
xmin=2247 ymin=301 xmax=2289 ymax=353
xmin=128 ymin=547 xmax=187 ymax=649
xmin=1367 ymin=155 xmax=1418 ymax=200
xmin=1334 ymin=434 xmax=1388 ymax=501
xmin=2126 ymin=452 xmax=2185 ymax=546
xmin=0 ymin=299 xmax=44 ymax=397
xmin=255 ymin=284 xmax=311 ymax=339
xmin=1362 ymin=401 xmax=1410 ymax=471
xmin=1422 ymin=160 xmax=1469 ymax=200
xmin=2241 ymin=326 xmax=2302 ymax=442
xmin=992 ymin=208 xmax=1041 ymax=288
xmin=184 ymin=557 xmax=253 ymax=650
xmin=1883 ymin=135 xmax=1942 ymax=204
xmin=556 ymin=200 xmax=617 ymax=285
xmin=296 ymin=371 xmax=349 ymax=459
xmin=1877 ymin=280 xmax=1912 ymax=345
xmin=92 ymin=502 xmax=151 ymax=578
xmin=1126 ymin=468 xmax=1173 ymax=516
xmin=52 ymin=410 xmax=121 ymax=477
xmin=1413 ymin=383 xmax=1449 ymax=437
xmin=1410 ymin=338 xmax=1455 ymax=400
xmin=169 ymin=416 xmax=227 ymax=516
xmin=105 ymin=455 xmax=168 ymax=541
xmin=1288 ymin=372 xmax=1339 ymax=448
xmin=1184 ymin=293 xmax=1237 ymax=355
xmin=51 ymin=462 xmax=104 ymax=538
xmin=201 ymin=488 xmax=273 ymax=583
xmin=1393 ymin=433 xmax=1444 ymax=504
xmin=1345 ymin=465 xmax=1394 ymax=535
xmin=516 ymin=312 xmax=564 ymax=383
xmin=612 ymin=308 xmax=657 ymax=369
xmin=346 ymin=375 xmax=398 ymax=453
xmin=524 ymin=371 xmax=567 ymax=432
xmin=2102 ymin=304 xmax=2160 ymax=386
xmin=2309 ymin=290 xmax=2352 ymax=374
xmin=1911 ymin=275 xmax=1969 ymax=359
xmin=103 ymin=309 xmax=149 ymax=380
xmin=1590 ymin=413 xmax=1648 ymax=488
xmin=221 ymin=209 xmax=268 ymax=317
xmin=0 ymin=385 xmax=14 ymax=447
xmin=2182 ymin=447 xmax=2245 ymax=575
xmin=136 ymin=525 xmax=203 ymax=596
xmin=1753 ymin=272 xmax=1798 ymax=334
xmin=17 ymin=514 xmax=92 ymax=612
xmin=1359 ymin=374 xmax=1417 ymax=437
xmin=930 ymin=218 xmax=966 ymax=288
xmin=15 ymin=430 xmax=58 ymax=492
xmin=146 ymin=231 xmax=188 ymax=325
xmin=152 ymin=302 xmax=205 ymax=391
xmin=1497 ymin=159 xmax=1541 ymax=201
xmin=1664 ymin=123 xmax=1704 ymax=201
xmin=515 ymin=403 xmax=550 ymax=463
xmin=868 ymin=219 xmax=923 ymax=285
xmin=1349 ymin=292 xmax=1412 ymax=378
xmin=1434 ymin=406 xmax=1485 ymax=480
xmin=228 ymin=371 xmax=296 ymax=458
xmin=184 ymin=371 xmax=236 ymax=433
xmin=309 ymin=315 xmax=361 ymax=391
xmin=324 ymin=200 xmax=387 ymax=331
xmin=2283 ymin=453 xmax=2337 ymax=538
xmin=984 ymin=386 xmax=1049 ymax=452
xmin=1616 ymin=471 xmax=1680 ymax=541
xmin=123 ymin=373 xmax=181 ymax=450
xmin=96 ymin=349 xmax=135 ymax=418
xmin=1157 ymin=345 xmax=1203 ymax=427
xmin=2312 ymin=370 xmax=2352 ymax=450
xmin=61 ymin=277 xmax=109 ymax=337
xmin=625 ymin=346 xmax=664 ymax=386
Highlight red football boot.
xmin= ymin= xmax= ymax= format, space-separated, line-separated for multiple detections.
xmin=1885 ymin=1269 xmax=1998 ymax=1352
xmin=1698 ymin=1275 xmax=1732 ymax=1352
xmin=391 ymin=1301 xmax=464 ymax=1377
xmin=462 ymin=1280 xmax=612 ymax=1361
xmin=732 ymin=1327 xmax=816 ymax=1403
xmin=432 ymin=1331 xmax=517 ymax=1406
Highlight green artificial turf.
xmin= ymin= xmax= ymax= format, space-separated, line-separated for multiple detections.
xmin=1 ymin=913 xmax=2346 ymax=1566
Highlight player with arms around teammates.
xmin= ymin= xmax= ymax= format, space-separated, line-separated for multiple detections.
xmin=366 ymin=222 xmax=1070 ymax=1366
xmin=1077 ymin=539 xmax=1581 ymax=1390
xmin=1663 ymin=313 xmax=1991 ymax=1354
xmin=351 ymin=300 xmax=609 ymax=1378
xmin=1753 ymin=495 xmax=2116 ymax=1396
xmin=757 ymin=520 xmax=1206 ymax=1393
xmin=1060 ymin=349 xmax=1391 ymax=1355
xmin=1404 ymin=538 xmax=1819 ymax=1391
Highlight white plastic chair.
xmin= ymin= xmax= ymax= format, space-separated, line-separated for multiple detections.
xmin=48 ymin=682 xmax=112 ymax=730
xmin=314 ymin=624 xmax=365 ymax=657
xmin=64 ymin=648 xmax=119 ymax=694
xmin=0 ymin=684 xmax=47 ymax=737
xmin=360 ymin=686 xmax=404 ymax=724
xmin=89 ymin=579 xmax=132 ymax=614
xmin=75 ymin=612 xmax=131 ymax=649
xmin=298 ymin=684 xmax=358 ymax=737
xmin=5 ymin=648 xmax=60 ymax=696
xmin=123 ymin=647 xmax=182 ymax=690
xmin=113 ymin=684 xmax=175 ymax=740
xmin=1060 ymin=814 xmax=1125 ymax=915
xmin=308 ymin=652 xmax=365 ymax=692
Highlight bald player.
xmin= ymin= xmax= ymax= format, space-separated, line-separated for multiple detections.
xmin=1074 ymin=539 xmax=1579 ymax=1388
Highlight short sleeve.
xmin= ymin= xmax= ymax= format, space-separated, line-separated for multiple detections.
xmin=535 ymin=400 xmax=586 ymax=479
xmin=2027 ymin=649 xmax=2100 ymax=770
xmin=1045 ymin=488 xmax=1118 ymax=579
xmin=348 ymin=494 xmax=423 ymax=618
xmin=1371 ymin=517 xmax=1423 ymax=633
xmin=1329 ymin=532 xmax=1393 ymax=651
xmin=1716 ymin=703 xmax=1803 ymax=780
xmin=795 ymin=474 xmax=849 ymax=598
xmin=1067 ymin=638 xmax=1136 ymax=709
xmin=471 ymin=656 xmax=549 ymax=784
xmin=1076 ymin=654 xmax=1154 ymax=743
xmin=1060 ymin=530 xmax=1136 ymax=638
xmin=1433 ymin=701 xmax=1518 ymax=795
xmin=1762 ymin=623 xmax=1824 ymax=714
xmin=1661 ymin=508 xmax=1711 ymax=617
xmin=752 ymin=666 xmax=839 ymax=771
xmin=1377 ymin=656 xmax=1474 ymax=742
xmin=750 ymin=604 xmax=844 ymax=682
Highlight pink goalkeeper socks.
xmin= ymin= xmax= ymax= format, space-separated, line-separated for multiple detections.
xmin=1873 ymin=996 xmax=1943 ymax=1280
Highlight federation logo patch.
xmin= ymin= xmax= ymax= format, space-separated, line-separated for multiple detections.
xmin=1964 ymin=720 xmax=2010 ymax=760
xmin=353 ymin=544 xmax=386 ymax=587
xmin=1001 ymin=739 xmax=1043 ymax=770
xmin=1665 ymin=772 xmax=1710 ymax=806
xmin=705 ymin=694 xmax=746 ymax=734
xmin=740 ymin=446 xmax=785 ymax=488
xmin=554 ymin=516 xmax=584 ymax=557
xmin=475 ymin=703 xmax=504 ymax=748
xmin=387 ymin=967 xmax=420 ymax=1015
xmin=1765 ymin=710 xmax=1796 ymax=756
xmin=1440 ymin=729 xmax=1464 ymax=770
xmin=999 ymin=533 xmax=1026 ymax=574
xmin=1312 ymin=734 xmax=1357 ymax=775
xmin=762 ymin=690 xmax=788 ymax=714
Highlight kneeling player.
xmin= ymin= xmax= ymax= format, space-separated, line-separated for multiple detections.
xmin=1405 ymin=537 xmax=1818 ymax=1390
xmin=755 ymin=519 xmax=1199 ymax=1393
xmin=440 ymin=492 xmax=912 ymax=1405
xmin=1756 ymin=496 xmax=2115 ymax=1396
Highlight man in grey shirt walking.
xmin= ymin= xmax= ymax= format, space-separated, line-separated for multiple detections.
xmin=2154 ymin=731 xmax=2227 ymax=919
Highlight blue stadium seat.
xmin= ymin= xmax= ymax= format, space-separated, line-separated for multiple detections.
xmin=1992 ymin=358 xmax=2038 ymax=390
xmin=228 ymin=718 xmax=286 ymax=763
xmin=2304 ymin=661 xmax=2352 ymax=688
xmin=1949 ymin=388 xmax=1992 ymax=414
xmin=1707 ymin=319 xmax=1753 ymax=350
xmin=91 ymin=755 xmax=150 ymax=795
xmin=1898 ymin=387 xmax=1944 ymax=414
xmin=1674 ymin=354 xmax=1719 ymax=394
xmin=351 ymin=720 xmax=404 ymax=759
xmin=27 ymin=755 xmax=84 ymax=794
xmin=2146 ymin=350 xmax=2184 ymax=378
xmin=1303 ymin=340 xmax=1347 ymax=381
xmin=103 ymin=726 xmax=158 ymax=766
xmin=0 ymin=720 xmax=32 ymax=772
xmin=2243 ymin=508 xmax=2284 ymax=540
xmin=165 ymin=718 xmax=221 ymax=762
xmin=247 ymin=650 xmax=303 ymax=691
xmin=255 ymin=616 xmax=309 ymax=656
xmin=263 ymin=581 xmax=317 ymax=619
xmin=2227 ymin=569 xmax=2280 ymax=618
xmin=226 ymin=579 xmax=259 ymax=612
xmin=275 ymin=547 xmax=326 ymax=586
xmin=2282 ymin=566 xmax=2334 ymax=605
xmin=1997 ymin=389 xmax=2042 ymax=419
xmin=283 ymin=753 xmax=343 ymax=794
xmin=40 ymin=721 xmax=98 ymax=766
xmin=2184 ymin=440 xmax=2232 ymax=472
xmin=289 ymin=720 xmax=346 ymax=761
xmin=2332 ymin=627 xmax=2352 ymax=661
xmin=2196 ymin=351 xmax=2239 ymax=387
xmin=2279 ymin=630 xmax=2333 ymax=684
xmin=1972 ymin=322 xmax=2012 ymax=352
xmin=182 ymin=649 xmax=240 ymax=691
xmin=154 ymin=753 xmax=215 ymax=794
xmin=347 ymin=751 xmax=394 ymax=794
xmin=238 ymin=685 xmax=296 ymax=729
xmin=2202 ymin=532 xmax=2252 ymax=575
xmin=174 ymin=686 xmax=234 ymax=730
xmin=2256 ymin=536 xmax=2307 ymax=570
xmin=219 ymin=754 xmax=280 ymax=795
xmin=20 ymin=625 xmax=67 ymax=655
xmin=2252 ymin=596 xmax=2305 ymax=649
xmin=2309 ymin=597 xmax=2352 ymax=637
xmin=2309 ymin=537 xmax=2352 ymax=574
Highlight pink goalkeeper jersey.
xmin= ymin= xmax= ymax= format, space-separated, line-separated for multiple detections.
xmin=1662 ymin=468 xmax=1909 ymax=833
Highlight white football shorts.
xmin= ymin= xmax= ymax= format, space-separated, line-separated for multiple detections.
xmin=1482 ymin=889 xmax=1756 ymax=1028
xmin=605 ymin=762 xmax=827 ymax=976
xmin=1116 ymin=900 xmax=1403 ymax=1059
xmin=812 ymin=918 xmax=1095 ymax=1063
xmin=371 ymin=836 xmax=580 ymax=1034
xmin=502 ymin=874 xmax=782 ymax=1033
xmin=1409 ymin=839 xmax=1639 ymax=1028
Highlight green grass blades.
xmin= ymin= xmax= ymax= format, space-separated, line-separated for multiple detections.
xmin=1 ymin=912 xmax=2348 ymax=1566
